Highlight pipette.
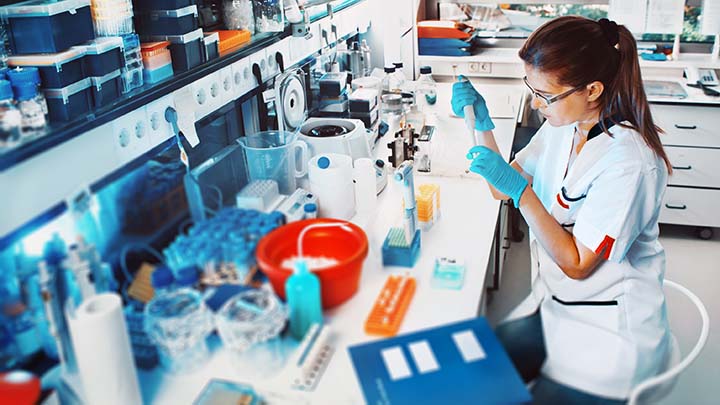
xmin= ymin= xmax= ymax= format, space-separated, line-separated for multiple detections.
xmin=452 ymin=65 xmax=480 ymax=147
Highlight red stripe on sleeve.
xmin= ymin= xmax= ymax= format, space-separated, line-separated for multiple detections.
xmin=595 ymin=235 xmax=616 ymax=260
xmin=556 ymin=193 xmax=569 ymax=209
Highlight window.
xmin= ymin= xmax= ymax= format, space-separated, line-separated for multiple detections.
xmin=440 ymin=1 xmax=714 ymax=43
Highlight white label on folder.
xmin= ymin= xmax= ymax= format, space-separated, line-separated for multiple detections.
xmin=381 ymin=346 xmax=412 ymax=381
xmin=408 ymin=340 xmax=440 ymax=374
xmin=452 ymin=330 xmax=486 ymax=363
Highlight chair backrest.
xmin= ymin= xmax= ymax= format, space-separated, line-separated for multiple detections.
xmin=628 ymin=279 xmax=710 ymax=405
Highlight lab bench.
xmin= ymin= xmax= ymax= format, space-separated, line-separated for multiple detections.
xmin=127 ymin=82 xmax=523 ymax=404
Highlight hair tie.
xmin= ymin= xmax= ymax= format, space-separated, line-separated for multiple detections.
xmin=598 ymin=18 xmax=619 ymax=48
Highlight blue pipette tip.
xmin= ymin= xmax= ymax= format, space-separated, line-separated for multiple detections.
xmin=318 ymin=156 xmax=330 ymax=169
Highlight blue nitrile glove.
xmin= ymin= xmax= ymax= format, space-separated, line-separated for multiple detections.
xmin=467 ymin=145 xmax=528 ymax=207
xmin=451 ymin=76 xmax=495 ymax=131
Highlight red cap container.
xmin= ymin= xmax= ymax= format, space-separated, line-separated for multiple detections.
xmin=256 ymin=218 xmax=369 ymax=309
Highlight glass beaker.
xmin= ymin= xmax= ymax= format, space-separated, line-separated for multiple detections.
xmin=238 ymin=130 xmax=309 ymax=195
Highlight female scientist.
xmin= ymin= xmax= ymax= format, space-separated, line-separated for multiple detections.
xmin=452 ymin=17 xmax=672 ymax=403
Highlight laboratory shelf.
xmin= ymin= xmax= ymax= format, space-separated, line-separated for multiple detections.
xmin=0 ymin=0 xmax=363 ymax=172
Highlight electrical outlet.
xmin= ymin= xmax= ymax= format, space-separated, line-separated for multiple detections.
xmin=231 ymin=57 xmax=253 ymax=99
xmin=218 ymin=65 xmax=235 ymax=106
xmin=188 ymin=72 xmax=222 ymax=120
xmin=113 ymin=108 xmax=150 ymax=164
xmin=249 ymin=50 xmax=268 ymax=85
xmin=146 ymin=94 xmax=174 ymax=147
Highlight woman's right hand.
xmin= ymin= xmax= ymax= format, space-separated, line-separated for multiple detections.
xmin=451 ymin=76 xmax=495 ymax=131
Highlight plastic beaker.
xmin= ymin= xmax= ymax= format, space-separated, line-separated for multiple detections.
xmin=238 ymin=130 xmax=309 ymax=195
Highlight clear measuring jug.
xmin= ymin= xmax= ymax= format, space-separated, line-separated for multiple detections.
xmin=238 ymin=130 xmax=309 ymax=195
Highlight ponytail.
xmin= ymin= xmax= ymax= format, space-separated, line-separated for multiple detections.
xmin=519 ymin=16 xmax=672 ymax=174
xmin=603 ymin=24 xmax=672 ymax=174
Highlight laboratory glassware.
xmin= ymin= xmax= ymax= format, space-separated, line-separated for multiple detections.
xmin=416 ymin=65 xmax=438 ymax=107
xmin=223 ymin=0 xmax=255 ymax=32
xmin=144 ymin=282 xmax=214 ymax=373
xmin=237 ymin=130 xmax=309 ymax=195
xmin=0 ymin=80 xmax=22 ymax=150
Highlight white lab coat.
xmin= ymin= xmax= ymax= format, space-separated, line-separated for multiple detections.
xmin=513 ymin=120 xmax=671 ymax=399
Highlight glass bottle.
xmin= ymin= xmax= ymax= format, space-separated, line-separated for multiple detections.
xmin=392 ymin=62 xmax=407 ymax=91
xmin=6 ymin=67 xmax=47 ymax=137
xmin=0 ymin=79 xmax=21 ymax=150
xmin=223 ymin=0 xmax=255 ymax=32
xmin=381 ymin=65 xmax=398 ymax=93
xmin=417 ymin=65 xmax=438 ymax=108
xmin=360 ymin=40 xmax=372 ymax=77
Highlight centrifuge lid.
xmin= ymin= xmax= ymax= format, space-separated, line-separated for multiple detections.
xmin=308 ymin=124 xmax=349 ymax=138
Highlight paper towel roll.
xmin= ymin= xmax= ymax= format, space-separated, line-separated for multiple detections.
xmin=67 ymin=293 xmax=142 ymax=405
xmin=309 ymin=154 xmax=356 ymax=219
xmin=353 ymin=158 xmax=377 ymax=214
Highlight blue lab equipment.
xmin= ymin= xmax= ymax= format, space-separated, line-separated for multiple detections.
xmin=432 ymin=257 xmax=466 ymax=290
xmin=41 ymin=234 xmax=78 ymax=374
xmin=124 ymin=303 xmax=160 ymax=370
xmin=466 ymin=145 xmax=528 ymax=208
xmin=151 ymin=266 xmax=175 ymax=296
xmin=451 ymin=76 xmax=495 ymax=131
xmin=382 ymin=161 xmax=421 ymax=268
xmin=285 ymin=259 xmax=323 ymax=340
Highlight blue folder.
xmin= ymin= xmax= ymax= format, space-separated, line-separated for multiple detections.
xmin=348 ymin=317 xmax=531 ymax=404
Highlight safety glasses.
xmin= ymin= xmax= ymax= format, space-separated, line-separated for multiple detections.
xmin=523 ymin=76 xmax=586 ymax=108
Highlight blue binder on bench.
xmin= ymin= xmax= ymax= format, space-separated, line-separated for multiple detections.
xmin=348 ymin=317 xmax=531 ymax=404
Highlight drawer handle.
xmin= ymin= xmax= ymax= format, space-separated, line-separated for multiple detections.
xmin=665 ymin=203 xmax=687 ymax=210
xmin=671 ymin=165 xmax=692 ymax=170
xmin=674 ymin=124 xmax=697 ymax=130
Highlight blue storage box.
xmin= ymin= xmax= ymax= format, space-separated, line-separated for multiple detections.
xmin=44 ymin=78 xmax=93 ymax=122
xmin=121 ymin=33 xmax=141 ymax=53
xmin=74 ymin=37 xmax=125 ymax=77
xmin=203 ymin=32 xmax=219 ymax=63
xmin=122 ymin=64 xmax=145 ymax=93
xmin=2 ymin=0 xmax=95 ymax=55
xmin=145 ymin=29 xmax=204 ymax=72
xmin=132 ymin=0 xmax=195 ymax=12
xmin=7 ymin=48 xmax=86 ymax=89
xmin=136 ymin=5 xmax=198 ymax=36
xmin=90 ymin=69 xmax=122 ymax=108
xmin=143 ymin=63 xmax=174 ymax=84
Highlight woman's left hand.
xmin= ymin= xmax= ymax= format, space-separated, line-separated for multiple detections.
xmin=467 ymin=145 xmax=528 ymax=206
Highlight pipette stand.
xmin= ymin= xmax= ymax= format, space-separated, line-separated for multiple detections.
xmin=382 ymin=228 xmax=421 ymax=267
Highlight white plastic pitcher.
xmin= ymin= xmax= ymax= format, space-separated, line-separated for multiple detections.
xmin=238 ymin=130 xmax=309 ymax=195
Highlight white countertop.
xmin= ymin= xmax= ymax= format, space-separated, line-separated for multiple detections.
xmin=137 ymin=82 xmax=523 ymax=404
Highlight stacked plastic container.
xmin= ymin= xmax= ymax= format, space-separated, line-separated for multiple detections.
xmin=90 ymin=0 xmax=144 ymax=94
xmin=135 ymin=0 xmax=205 ymax=73
xmin=2 ymin=0 xmax=95 ymax=123
xmin=416 ymin=183 xmax=441 ymax=231
xmin=120 ymin=33 xmax=144 ymax=92
xmin=73 ymin=37 xmax=125 ymax=108
xmin=91 ymin=0 xmax=134 ymax=36
xmin=140 ymin=42 xmax=174 ymax=84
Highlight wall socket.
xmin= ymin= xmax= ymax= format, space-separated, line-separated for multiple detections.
xmin=468 ymin=62 xmax=492 ymax=74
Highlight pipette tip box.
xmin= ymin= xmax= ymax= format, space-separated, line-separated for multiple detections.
xmin=381 ymin=228 xmax=421 ymax=268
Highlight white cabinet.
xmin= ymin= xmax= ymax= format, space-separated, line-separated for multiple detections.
xmin=651 ymin=103 xmax=720 ymax=230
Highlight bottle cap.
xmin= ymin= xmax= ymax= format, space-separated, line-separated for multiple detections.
xmin=420 ymin=66 xmax=432 ymax=74
xmin=318 ymin=156 xmax=330 ymax=169
xmin=6 ymin=67 xmax=41 ymax=87
xmin=384 ymin=65 xmax=396 ymax=74
xmin=151 ymin=266 xmax=175 ymax=289
xmin=12 ymin=82 xmax=38 ymax=101
xmin=304 ymin=203 xmax=317 ymax=213
xmin=0 ymin=80 xmax=13 ymax=100
xmin=393 ymin=62 xmax=403 ymax=69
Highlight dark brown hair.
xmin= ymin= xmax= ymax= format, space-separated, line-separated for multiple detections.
xmin=519 ymin=16 xmax=671 ymax=173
